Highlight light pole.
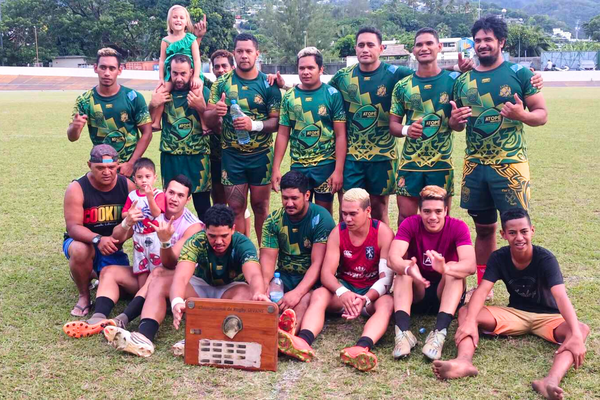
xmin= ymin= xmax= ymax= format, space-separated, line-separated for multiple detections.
xmin=303 ymin=30 xmax=307 ymax=48
xmin=34 ymin=25 xmax=40 ymax=66
xmin=478 ymin=0 xmax=481 ymax=19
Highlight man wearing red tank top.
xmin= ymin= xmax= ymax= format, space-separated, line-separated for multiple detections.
xmin=277 ymin=188 xmax=395 ymax=372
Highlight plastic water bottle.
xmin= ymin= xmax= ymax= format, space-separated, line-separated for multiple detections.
xmin=269 ymin=272 xmax=284 ymax=303
xmin=230 ymin=100 xmax=251 ymax=145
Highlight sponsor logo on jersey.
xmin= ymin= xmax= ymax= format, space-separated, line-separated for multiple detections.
xmin=103 ymin=131 xmax=127 ymax=152
xmin=318 ymin=105 xmax=327 ymax=116
xmin=83 ymin=204 xmax=123 ymax=225
xmin=305 ymin=97 xmax=313 ymax=102
xmin=439 ymin=92 xmax=449 ymax=104
xmin=366 ymin=246 xmax=375 ymax=260
xmin=422 ymin=113 xmax=442 ymax=139
xmin=377 ymin=85 xmax=387 ymax=97
xmin=254 ymin=94 xmax=264 ymax=105
xmin=106 ymin=104 xmax=113 ymax=109
xmin=423 ymin=253 xmax=433 ymax=267
xmin=343 ymin=250 xmax=353 ymax=258
xmin=298 ymin=124 xmax=321 ymax=149
xmin=364 ymin=77 xmax=371 ymax=81
xmin=172 ymin=117 xmax=193 ymax=140
xmin=482 ymin=78 xmax=491 ymax=83
xmin=473 ymin=108 xmax=503 ymax=137
xmin=352 ymin=104 xmax=378 ymax=132
xmin=499 ymin=85 xmax=512 ymax=98
xmin=424 ymin=84 xmax=432 ymax=90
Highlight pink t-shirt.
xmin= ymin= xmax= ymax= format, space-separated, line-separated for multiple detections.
xmin=395 ymin=215 xmax=472 ymax=282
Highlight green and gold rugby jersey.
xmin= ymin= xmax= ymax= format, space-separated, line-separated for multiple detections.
xmin=203 ymin=78 xmax=222 ymax=161
xmin=279 ymin=83 xmax=346 ymax=167
xmin=261 ymin=203 xmax=335 ymax=275
xmin=71 ymin=86 xmax=151 ymax=162
xmin=391 ymin=70 xmax=460 ymax=171
xmin=453 ymin=61 xmax=539 ymax=165
xmin=329 ymin=62 xmax=413 ymax=162
xmin=208 ymin=70 xmax=282 ymax=154
xmin=160 ymin=86 xmax=211 ymax=155
xmin=179 ymin=231 xmax=260 ymax=286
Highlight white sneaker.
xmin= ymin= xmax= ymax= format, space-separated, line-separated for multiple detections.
xmin=392 ymin=326 xmax=417 ymax=359
xmin=172 ymin=339 xmax=185 ymax=357
xmin=422 ymin=329 xmax=447 ymax=360
xmin=103 ymin=326 xmax=155 ymax=358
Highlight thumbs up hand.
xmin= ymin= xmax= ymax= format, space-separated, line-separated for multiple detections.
xmin=449 ymin=100 xmax=472 ymax=128
xmin=500 ymin=93 xmax=526 ymax=121
xmin=215 ymin=92 xmax=228 ymax=117
xmin=407 ymin=117 xmax=424 ymax=139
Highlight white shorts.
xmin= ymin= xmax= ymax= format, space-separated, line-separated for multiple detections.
xmin=132 ymin=232 xmax=162 ymax=275
xmin=189 ymin=276 xmax=248 ymax=299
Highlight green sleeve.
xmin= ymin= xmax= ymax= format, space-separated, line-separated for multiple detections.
xmin=518 ymin=66 xmax=539 ymax=98
xmin=330 ymin=89 xmax=346 ymax=122
xmin=261 ymin=212 xmax=280 ymax=249
xmin=328 ymin=70 xmax=341 ymax=91
xmin=178 ymin=233 xmax=203 ymax=263
xmin=133 ymin=90 xmax=152 ymax=126
xmin=267 ymin=83 xmax=282 ymax=115
xmin=278 ymin=90 xmax=291 ymax=127
xmin=202 ymin=85 xmax=211 ymax=101
xmin=208 ymin=78 xmax=222 ymax=105
xmin=71 ymin=92 xmax=89 ymax=122
xmin=312 ymin=211 xmax=336 ymax=244
xmin=452 ymin=77 xmax=463 ymax=108
xmin=390 ymin=80 xmax=406 ymax=118
xmin=234 ymin=234 xmax=260 ymax=265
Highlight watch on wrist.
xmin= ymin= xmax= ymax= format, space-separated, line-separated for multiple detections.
xmin=160 ymin=241 xmax=172 ymax=249
xmin=92 ymin=235 xmax=102 ymax=245
xmin=364 ymin=297 xmax=372 ymax=308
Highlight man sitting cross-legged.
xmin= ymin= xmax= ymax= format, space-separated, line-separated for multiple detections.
xmin=433 ymin=209 xmax=589 ymax=400
xmin=389 ymin=185 xmax=476 ymax=360
xmin=104 ymin=205 xmax=268 ymax=357
xmin=63 ymin=175 xmax=203 ymax=338
xmin=277 ymin=188 xmax=395 ymax=372
xmin=260 ymin=171 xmax=336 ymax=333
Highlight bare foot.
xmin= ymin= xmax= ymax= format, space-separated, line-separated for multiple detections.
xmin=432 ymin=359 xmax=478 ymax=380
xmin=532 ymin=378 xmax=564 ymax=400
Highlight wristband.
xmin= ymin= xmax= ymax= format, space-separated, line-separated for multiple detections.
xmin=453 ymin=64 xmax=461 ymax=72
xmin=171 ymin=297 xmax=185 ymax=312
xmin=335 ymin=286 xmax=350 ymax=298
xmin=251 ymin=120 xmax=264 ymax=132
xmin=404 ymin=265 xmax=412 ymax=276
xmin=160 ymin=241 xmax=172 ymax=249
xmin=121 ymin=219 xmax=131 ymax=230
xmin=364 ymin=297 xmax=372 ymax=307
xmin=401 ymin=125 xmax=409 ymax=137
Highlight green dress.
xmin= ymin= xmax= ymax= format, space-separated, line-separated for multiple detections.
xmin=163 ymin=32 xmax=199 ymax=82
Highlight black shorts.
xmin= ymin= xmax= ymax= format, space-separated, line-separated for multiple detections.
xmin=410 ymin=280 xmax=466 ymax=316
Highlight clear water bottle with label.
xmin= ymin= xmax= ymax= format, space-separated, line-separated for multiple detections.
xmin=230 ymin=100 xmax=251 ymax=145
xmin=269 ymin=272 xmax=284 ymax=303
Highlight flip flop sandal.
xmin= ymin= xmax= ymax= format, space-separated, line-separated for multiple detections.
xmin=63 ymin=318 xmax=116 ymax=338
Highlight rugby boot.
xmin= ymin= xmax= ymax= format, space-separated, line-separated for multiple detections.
xmin=340 ymin=346 xmax=378 ymax=372
xmin=393 ymin=326 xmax=417 ymax=358
xmin=422 ymin=328 xmax=447 ymax=361
xmin=277 ymin=329 xmax=314 ymax=362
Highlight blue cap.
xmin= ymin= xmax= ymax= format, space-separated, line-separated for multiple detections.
xmin=274 ymin=272 xmax=280 ymax=278
xmin=231 ymin=99 xmax=237 ymax=104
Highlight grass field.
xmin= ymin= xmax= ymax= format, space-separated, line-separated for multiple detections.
xmin=0 ymin=88 xmax=599 ymax=399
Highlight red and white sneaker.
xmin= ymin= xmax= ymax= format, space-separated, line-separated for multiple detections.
xmin=278 ymin=309 xmax=297 ymax=335
xmin=340 ymin=346 xmax=378 ymax=372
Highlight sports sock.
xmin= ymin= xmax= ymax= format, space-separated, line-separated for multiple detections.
xmin=94 ymin=296 xmax=115 ymax=318
xmin=356 ymin=336 xmax=374 ymax=350
xmin=123 ymin=296 xmax=145 ymax=324
xmin=297 ymin=329 xmax=315 ymax=346
xmin=192 ymin=192 xmax=211 ymax=222
xmin=434 ymin=312 xmax=453 ymax=331
xmin=394 ymin=310 xmax=411 ymax=331
xmin=138 ymin=318 xmax=160 ymax=342
xmin=476 ymin=264 xmax=486 ymax=285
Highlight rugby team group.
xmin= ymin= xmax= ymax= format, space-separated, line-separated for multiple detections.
xmin=60 ymin=5 xmax=589 ymax=399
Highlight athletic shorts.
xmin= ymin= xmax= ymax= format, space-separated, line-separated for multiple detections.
xmin=460 ymin=160 xmax=530 ymax=212
xmin=210 ymin=158 xmax=222 ymax=185
xmin=410 ymin=279 xmax=466 ymax=316
xmin=276 ymin=269 xmax=320 ymax=292
xmin=291 ymin=162 xmax=336 ymax=202
xmin=397 ymin=169 xmax=454 ymax=197
xmin=63 ymin=237 xmax=129 ymax=274
xmin=132 ymin=232 xmax=161 ymax=275
xmin=343 ymin=159 xmax=397 ymax=196
xmin=484 ymin=306 xmax=565 ymax=344
xmin=161 ymin=152 xmax=211 ymax=194
xmin=189 ymin=275 xmax=248 ymax=299
xmin=337 ymin=279 xmax=373 ymax=317
xmin=221 ymin=148 xmax=273 ymax=186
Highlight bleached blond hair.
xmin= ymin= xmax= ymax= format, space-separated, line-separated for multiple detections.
xmin=419 ymin=185 xmax=448 ymax=207
xmin=167 ymin=5 xmax=194 ymax=34
xmin=343 ymin=188 xmax=371 ymax=209
xmin=96 ymin=47 xmax=122 ymax=65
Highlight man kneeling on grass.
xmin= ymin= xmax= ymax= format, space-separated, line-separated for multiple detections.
xmin=389 ymin=185 xmax=475 ymax=360
xmin=433 ymin=209 xmax=589 ymax=400
xmin=103 ymin=205 xmax=268 ymax=357
xmin=277 ymin=188 xmax=395 ymax=371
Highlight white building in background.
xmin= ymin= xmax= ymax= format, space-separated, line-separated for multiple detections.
xmin=51 ymin=56 xmax=89 ymax=68
xmin=552 ymin=28 xmax=572 ymax=40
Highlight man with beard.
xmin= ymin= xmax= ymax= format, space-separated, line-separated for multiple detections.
xmin=149 ymin=54 xmax=212 ymax=221
xmin=272 ymin=47 xmax=347 ymax=214
xmin=205 ymin=33 xmax=282 ymax=244
xmin=449 ymin=16 xmax=548 ymax=298
xmin=67 ymin=48 xmax=153 ymax=178
xmin=62 ymin=175 xmax=202 ymax=338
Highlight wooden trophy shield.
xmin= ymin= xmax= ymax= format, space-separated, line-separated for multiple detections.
xmin=184 ymin=298 xmax=279 ymax=372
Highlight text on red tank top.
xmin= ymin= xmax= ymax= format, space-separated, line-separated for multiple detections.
xmin=338 ymin=219 xmax=380 ymax=289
